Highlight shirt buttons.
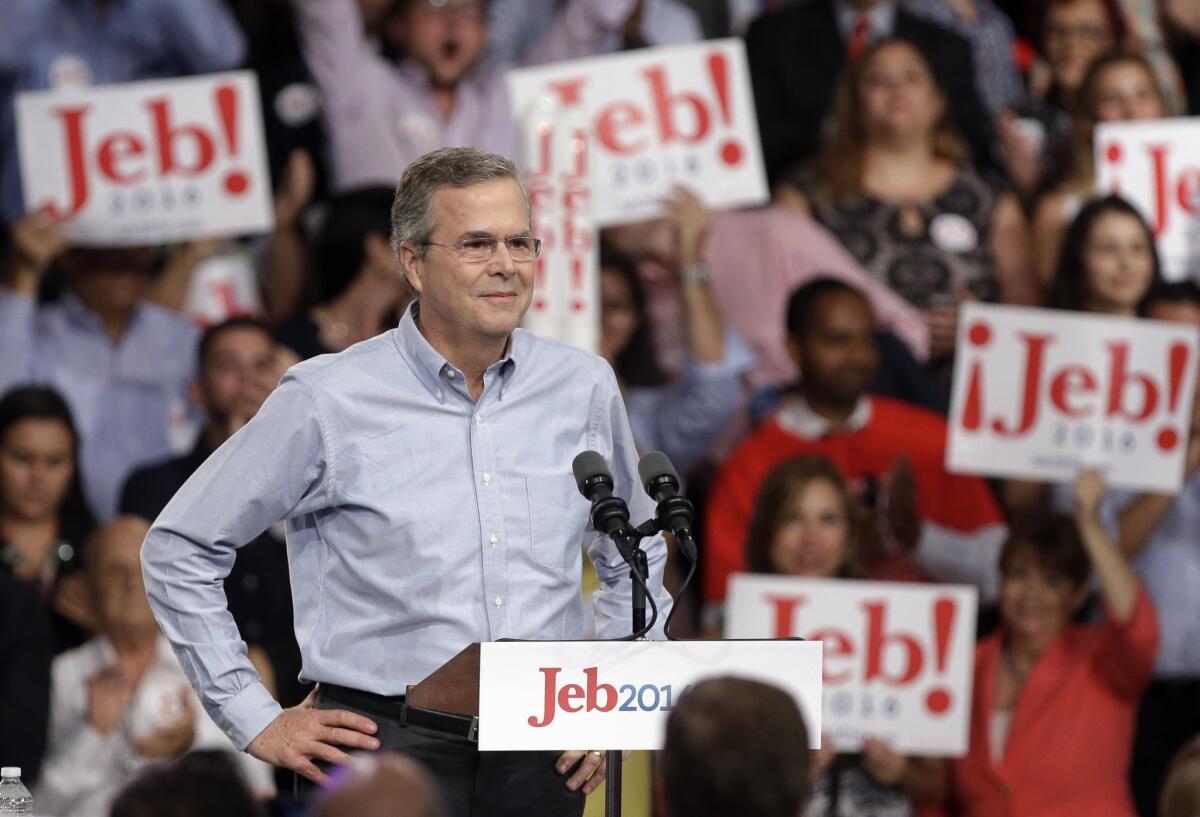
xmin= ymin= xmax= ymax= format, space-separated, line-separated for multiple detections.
xmin=474 ymin=414 xmax=481 ymax=425
xmin=482 ymin=472 xmax=492 ymax=484
xmin=447 ymin=370 xmax=456 ymax=379
xmin=489 ymin=534 xmax=498 ymax=546
xmin=435 ymin=389 xmax=444 ymax=399
xmin=494 ymin=595 xmax=503 ymax=607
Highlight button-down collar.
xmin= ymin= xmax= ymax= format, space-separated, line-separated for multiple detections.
xmin=395 ymin=302 xmax=519 ymax=402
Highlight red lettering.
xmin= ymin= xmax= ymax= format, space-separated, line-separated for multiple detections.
xmin=809 ymin=628 xmax=854 ymax=684
xmin=596 ymin=102 xmax=647 ymax=155
xmin=765 ymin=594 xmax=807 ymax=639
xmin=1177 ymin=168 xmax=1200 ymax=215
xmin=97 ymin=132 xmax=146 ymax=184
xmin=862 ymin=601 xmax=923 ymax=685
xmin=1049 ymin=365 xmax=1098 ymax=418
xmin=641 ymin=66 xmax=710 ymax=144
xmin=47 ymin=105 xmax=91 ymax=218
xmin=991 ymin=333 xmax=1052 ymax=436
xmin=1147 ymin=143 xmax=1169 ymax=236
xmin=1106 ymin=342 xmax=1158 ymax=421
xmin=584 ymin=666 xmax=616 ymax=712
xmin=558 ymin=683 xmax=585 ymax=713
xmin=145 ymin=97 xmax=215 ymax=176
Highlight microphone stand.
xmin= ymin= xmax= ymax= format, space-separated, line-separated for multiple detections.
xmin=605 ymin=518 xmax=661 ymax=817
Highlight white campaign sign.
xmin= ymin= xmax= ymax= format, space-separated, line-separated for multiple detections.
xmin=725 ymin=576 xmax=977 ymax=756
xmin=508 ymin=39 xmax=768 ymax=226
xmin=517 ymin=94 xmax=599 ymax=352
xmin=17 ymin=71 xmax=273 ymax=245
xmin=478 ymin=640 xmax=822 ymax=751
xmin=947 ymin=303 xmax=1198 ymax=493
xmin=1095 ymin=118 xmax=1200 ymax=281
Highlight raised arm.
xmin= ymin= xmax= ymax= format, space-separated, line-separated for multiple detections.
xmin=1074 ymin=469 xmax=1139 ymax=622
xmin=0 ymin=211 xmax=68 ymax=393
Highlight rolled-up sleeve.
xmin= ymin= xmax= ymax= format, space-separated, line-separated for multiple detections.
xmin=588 ymin=364 xmax=674 ymax=640
xmin=141 ymin=373 xmax=332 ymax=749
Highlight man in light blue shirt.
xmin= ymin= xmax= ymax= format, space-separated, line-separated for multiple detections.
xmin=141 ymin=147 xmax=672 ymax=817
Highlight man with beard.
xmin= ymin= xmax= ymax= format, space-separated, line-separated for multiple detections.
xmin=702 ymin=277 xmax=1005 ymax=608
xmin=291 ymin=0 xmax=661 ymax=193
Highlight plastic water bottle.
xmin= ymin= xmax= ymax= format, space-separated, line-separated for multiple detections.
xmin=0 ymin=768 xmax=33 ymax=814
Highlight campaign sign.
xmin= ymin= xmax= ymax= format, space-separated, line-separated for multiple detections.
xmin=1095 ymin=119 xmax=1200 ymax=281
xmin=518 ymin=95 xmax=599 ymax=352
xmin=478 ymin=640 xmax=822 ymax=751
xmin=725 ymin=575 xmax=977 ymax=756
xmin=947 ymin=303 xmax=1198 ymax=493
xmin=17 ymin=71 xmax=273 ymax=245
xmin=507 ymin=39 xmax=768 ymax=226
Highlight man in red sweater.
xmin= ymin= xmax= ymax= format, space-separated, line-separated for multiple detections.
xmin=703 ymin=279 xmax=1006 ymax=607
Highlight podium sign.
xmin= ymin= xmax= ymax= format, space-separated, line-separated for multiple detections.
xmin=478 ymin=640 xmax=822 ymax=751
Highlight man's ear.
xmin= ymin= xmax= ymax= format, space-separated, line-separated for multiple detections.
xmin=395 ymin=240 xmax=424 ymax=295
xmin=188 ymin=379 xmax=206 ymax=411
xmin=786 ymin=336 xmax=803 ymax=368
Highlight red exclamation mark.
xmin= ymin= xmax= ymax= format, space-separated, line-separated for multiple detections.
xmin=924 ymin=598 xmax=956 ymax=715
xmin=214 ymin=85 xmax=249 ymax=196
xmin=1105 ymin=141 xmax=1123 ymax=196
xmin=706 ymin=52 xmax=742 ymax=167
xmin=1157 ymin=342 xmax=1191 ymax=451
xmin=961 ymin=321 xmax=991 ymax=431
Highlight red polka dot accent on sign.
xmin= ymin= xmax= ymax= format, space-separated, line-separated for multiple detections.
xmin=570 ymin=299 xmax=585 ymax=313
xmin=224 ymin=171 xmax=249 ymax=196
xmin=925 ymin=688 xmax=952 ymax=715
xmin=1106 ymin=143 xmax=1123 ymax=164
xmin=968 ymin=322 xmax=992 ymax=347
xmin=720 ymin=140 xmax=743 ymax=166
xmin=1157 ymin=427 xmax=1179 ymax=451
xmin=533 ymin=298 xmax=546 ymax=312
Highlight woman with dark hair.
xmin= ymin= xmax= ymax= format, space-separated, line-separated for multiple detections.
xmin=0 ymin=385 xmax=96 ymax=652
xmin=777 ymin=38 xmax=1036 ymax=370
xmin=598 ymin=190 xmax=754 ymax=478
xmin=109 ymin=750 xmax=263 ymax=817
xmin=274 ymin=187 xmax=412 ymax=360
xmin=949 ymin=470 xmax=1157 ymax=817
xmin=736 ymin=454 xmax=945 ymax=817
xmin=1031 ymin=51 xmax=1167 ymax=284
xmin=1046 ymin=193 xmax=1164 ymax=315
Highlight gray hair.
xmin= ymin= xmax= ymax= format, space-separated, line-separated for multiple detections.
xmin=389 ymin=147 xmax=528 ymax=259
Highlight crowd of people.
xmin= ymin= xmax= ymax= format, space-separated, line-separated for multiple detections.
xmin=2 ymin=0 xmax=1200 ymax=815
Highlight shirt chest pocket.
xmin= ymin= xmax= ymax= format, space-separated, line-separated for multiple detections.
xmin=524 ymin=475 xmax=589 ymax=570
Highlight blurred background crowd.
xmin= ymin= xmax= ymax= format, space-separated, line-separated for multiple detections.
xmin=2 ymin=0 xmax=1200 ymax=815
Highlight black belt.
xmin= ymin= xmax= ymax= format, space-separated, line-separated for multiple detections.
xmin=319 ymin=683 xmax=479 ymax=744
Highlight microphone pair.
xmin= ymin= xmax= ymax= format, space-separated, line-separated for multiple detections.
xmin=570 ymin=450 xmax=698 ymax=563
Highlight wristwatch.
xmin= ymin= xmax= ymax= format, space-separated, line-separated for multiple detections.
xmin=680 ymin=262 xmax=711 ymax=284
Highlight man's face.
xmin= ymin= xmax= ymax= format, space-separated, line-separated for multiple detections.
xmin=402 ymin=177 xmax=535 ymax=345
xmin=89 ymin=517 xmax=158 ymax=637
xmin=402 ymin=0 xmax=487 ymax=89
xmin=62 ymin=247 xmax=157 ymax=315
xmin=791 ymin=291 xmax=879 ymax=407
xmin=199 ymin=327 xmax=276 ymax=425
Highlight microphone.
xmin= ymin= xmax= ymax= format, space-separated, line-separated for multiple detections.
xmin=571 ymin=451 xmax=632 ymax=541
xmin=637 ymin=451 xmax=698 ymax=563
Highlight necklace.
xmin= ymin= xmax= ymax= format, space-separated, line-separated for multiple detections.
xmin=1001 ymin=646 xmax=1032 ymax=686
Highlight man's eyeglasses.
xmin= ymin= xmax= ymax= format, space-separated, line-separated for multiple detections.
xmin=422 ymin=235 xmax=542 ymax=263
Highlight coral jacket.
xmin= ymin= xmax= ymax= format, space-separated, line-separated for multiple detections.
xmin=950 ymin=589 xmax=1159 ymax=817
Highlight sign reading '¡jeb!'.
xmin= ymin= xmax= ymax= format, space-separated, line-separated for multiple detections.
xmin=725 ymin=576 xmax=977 ymax=756
xmin=1095 ymin=118 xmax=1200 ymax=281
xmin=947 ymin=303 xmax=1199 ymax=493
xmin=16 ymin=71 xmax=273 ymax=246
xmin=507 ymin=39 xmax=769 ymax=226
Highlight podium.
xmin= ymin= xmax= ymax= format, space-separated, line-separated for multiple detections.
xmin=404 ymin=640 xmax=823 ymax=817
